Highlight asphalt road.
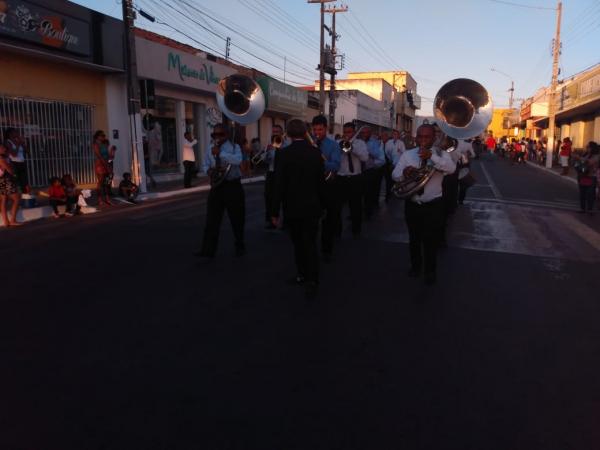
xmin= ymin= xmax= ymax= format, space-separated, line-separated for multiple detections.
xmin=2 ymin=154 xmax=600 ymax=450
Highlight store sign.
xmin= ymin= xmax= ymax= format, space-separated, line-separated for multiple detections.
xmin=579 ymin=73 xmax=600 ymax=99
xmin=257 ymin=76 xmax=307 ymax=116
xmin=0 ymin=1 xmax=90 ymax=55
xmin=136 ymin=37 xmax=236 ymax=94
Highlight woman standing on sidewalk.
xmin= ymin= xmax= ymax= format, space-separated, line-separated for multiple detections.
xmin=93 ymin=130 xmax=113 ymax=206
xmin=574 ymin=141 xmax=599 ymax=215
xmin=0 ymin=144 xmax=22 ymax=227
xmin=560 ymin=137 xmax=572 ymax=175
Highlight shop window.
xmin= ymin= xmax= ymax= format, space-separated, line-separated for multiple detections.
xmin=0 ymin=95 xmax=94 ymax=187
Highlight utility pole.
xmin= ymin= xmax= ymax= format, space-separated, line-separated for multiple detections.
xmin=324 ymin=5 xmax=347 ymax=134
xmin=509 ymin=80 xmax=514 ymax=110
xmin=122 ymin=0 xmax=146 ymax=191
xmin=308 ymin=0 xmax=335 ymax=114
xmin=225 ymin=37 xmax=231 ymax=61
xmin=546 ymin=1 xmax=562 ymax=168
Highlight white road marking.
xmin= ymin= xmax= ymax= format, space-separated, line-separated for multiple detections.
xmin=479 ymin=162 xmax=503 ymax=199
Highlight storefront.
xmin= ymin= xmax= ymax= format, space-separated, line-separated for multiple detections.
xmin=134 ymin=30 xmax=237 ymax=180
xmin=0 ymin=0 xmax=124 ymax=187
xmin=256 ymin=76 xmax=307 ymax=146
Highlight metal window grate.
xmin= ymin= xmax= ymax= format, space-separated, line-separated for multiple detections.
xmin=0 ymin=95 xmax=95 ymax=187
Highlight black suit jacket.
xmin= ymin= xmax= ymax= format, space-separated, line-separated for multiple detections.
xmin=272 ymin=139 xmax=325 ymax=219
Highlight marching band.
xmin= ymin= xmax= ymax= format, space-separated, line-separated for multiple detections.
xmin=195 ymin=74 xmax=490 ymax=297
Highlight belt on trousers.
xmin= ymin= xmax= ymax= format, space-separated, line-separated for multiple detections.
xmin=410 ymin=196 xmax=443 ymax=206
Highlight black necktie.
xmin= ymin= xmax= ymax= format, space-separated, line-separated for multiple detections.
xmin=347 ymin=152 xmax=354 ymax=174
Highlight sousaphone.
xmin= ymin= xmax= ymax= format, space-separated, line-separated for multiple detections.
xmin=392 ymin=78 xmax=493 ymax=199
xmin=211 ymin=75 xmax=266 ymax=187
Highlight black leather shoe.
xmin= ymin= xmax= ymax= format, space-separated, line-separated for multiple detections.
xmin=424 ymin=273 xmax=437 ymax=286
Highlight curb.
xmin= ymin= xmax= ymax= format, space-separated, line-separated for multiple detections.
xmin=1 ymin=176 xmax=266 ymax=228
xmin=525 ymin=161 xmax=578 ymax=185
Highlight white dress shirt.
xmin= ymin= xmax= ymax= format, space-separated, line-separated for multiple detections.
xmin=392 ymin=147 xmax=456 ymax=203
xmin=455 ymin=140 xmax=476 ymax=179
xmin=338 ymin=138 xmax=369 ymax=176
xmin=384 ymin=139 xmax=406 ymax=165
xmin=182 ymin=138 xmax=197 ymax=162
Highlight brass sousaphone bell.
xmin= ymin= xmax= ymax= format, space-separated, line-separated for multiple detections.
xmin=392 ymin=78 xmax=493 ymax=199
xmin=211 ymin=75 xmax=266 ymax=186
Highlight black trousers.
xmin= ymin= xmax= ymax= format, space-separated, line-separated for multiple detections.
xmin=363 ymin=167 xmax=384 ymax=218
xmin=321 ymin=178 xmax=341 ymax=255
xmin=288 ymin=217 xmax=320 ymax=283
xmin=442 ymin=170 xmax=459 ymax=216
xmin=201 ymin=179 xmax=245 ymax=256
xmin=578 ymin=178 xmax=597 ymax=211
xmin=264 ymin=171 xmax=275 ymax=221
xmin=337 ymin=175 xmax=363 ymax=236
xmin=405 ymin=198 xmax=445 ymax=275
xmin=458 ymin=179 xmax=470 ymax=204
xmin=12 ymin=161 xmax=28 ymax=192
xmin=183 ymin=160 xmax=195 ymax=188
xmin=383 ymin=162 xmax=395 ymax=200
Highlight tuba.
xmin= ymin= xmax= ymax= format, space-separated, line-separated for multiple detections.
xmin=392 ymin=78 xmax=492 ymax=199
xmin=212 ymin=75 xmax=266 ymax=187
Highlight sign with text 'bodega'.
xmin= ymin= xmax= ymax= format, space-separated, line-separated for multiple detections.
xmin=135 ymin=37 xmax=236 ymax=94
xmin=0 ymin=0 xmax=90 ymax=55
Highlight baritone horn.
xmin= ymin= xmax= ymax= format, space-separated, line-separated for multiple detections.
xmin=212 ymin=75 xmax=266 ymax=186
xmin=392 ymin=78 xmax=492 ymax=199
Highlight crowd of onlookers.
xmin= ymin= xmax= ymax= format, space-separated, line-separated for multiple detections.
xmin=485 ymin=134 xmax=600 ymax=214
xmin=0 ymin=128 xmax=140 ymax=228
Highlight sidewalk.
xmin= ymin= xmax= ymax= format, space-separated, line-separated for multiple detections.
xmin=525 ymin=160 xmax=578 ymax=185
xmin=1 ymin=172 xmax=266 ymax=228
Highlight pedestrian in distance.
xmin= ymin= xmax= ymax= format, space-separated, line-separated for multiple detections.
xmin=92 ymin=130 xmax=114 ymax=206
xmin=4 ymin=127 xmax=30 ymax=194
xmin=271 ymin=119 xmax=326 ymax=300
xmin=182 ymin=131 xmax=197 ymax=188
xmin=573 ymin=141 xmax=599 ymax=215
xmin=560 ymin=137 xmax=572 ymax=175
xmin=0 ymin=144 xmax=22 ymax=227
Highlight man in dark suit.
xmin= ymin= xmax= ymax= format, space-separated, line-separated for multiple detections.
xmin=272 ymin=119 xmax=325 ymax=299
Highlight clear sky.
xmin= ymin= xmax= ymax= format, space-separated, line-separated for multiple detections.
xmin=72 ymin=0 xmax=600 ymax=115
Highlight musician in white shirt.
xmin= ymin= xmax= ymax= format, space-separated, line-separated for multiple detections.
xmin=337 ymin=122 xmax=369 ymax=237
xmin=392 ymin=124 xmax=456 ymax=285
xmin=182 ymin=131 xmax=197 ymax=188
xmin=383 ymin=129 xmax=406 ymax=200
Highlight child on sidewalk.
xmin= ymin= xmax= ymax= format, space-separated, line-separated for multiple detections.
xmin=61 ymin=173 xmax=81 ymax=215
xmin=119 ymin=172 xmax=139 ymax=203
xmin=48 ymin=176 xmax=67 ymax=218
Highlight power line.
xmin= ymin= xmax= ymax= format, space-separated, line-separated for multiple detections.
xmin=152 ymin=0 xmax=315 ymax=82
xmin=488 ymin=0 xmax=556 ymax=11
xmin=172 ymin=0 xmax=319 ymax=76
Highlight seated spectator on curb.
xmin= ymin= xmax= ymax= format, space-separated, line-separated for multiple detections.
xmin=48 ymin=176 xmax=68 ymax=218
xmin=119 ymin=172 xmax=138 ymax=203
xmin=62 ymin=173 xmax=81 ymax=215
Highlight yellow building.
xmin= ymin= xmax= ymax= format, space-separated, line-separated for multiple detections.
xmin=487 ymin=108 xmax=518 ymax=139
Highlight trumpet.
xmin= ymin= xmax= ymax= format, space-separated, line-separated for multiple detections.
xmin=339 ymin=125 xmax=368 ymax=153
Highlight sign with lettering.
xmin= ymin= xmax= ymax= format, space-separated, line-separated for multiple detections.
xmin=257 ymin=76 xmax=307 ymax=116
xmin=579 ymin=73 xmax=600 ymax=99
xmin=0 ymin=0 xmax=90 ymax=55
xmin=136 ymin=37 xmax=236 ymax=94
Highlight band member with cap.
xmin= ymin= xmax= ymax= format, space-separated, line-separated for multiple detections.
xmin=383 ymin=129 xmax=406 ymax=200
xmin=337 ymin=122 xmax=369 ymax=238
xmin=361 ymin=126 xmax=386 ymax=219
xmin=312 ymin=115 xmax=341 ymax=262
xmin=195 ymin=123 xmax=246 ymax=258
xmin=263 ymin=124 xmax=288 ymax=229
xmin=271 ymin=119 xmax=326 ymax=299
xmin=392 ymin=124 xmax=456 ymax=285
